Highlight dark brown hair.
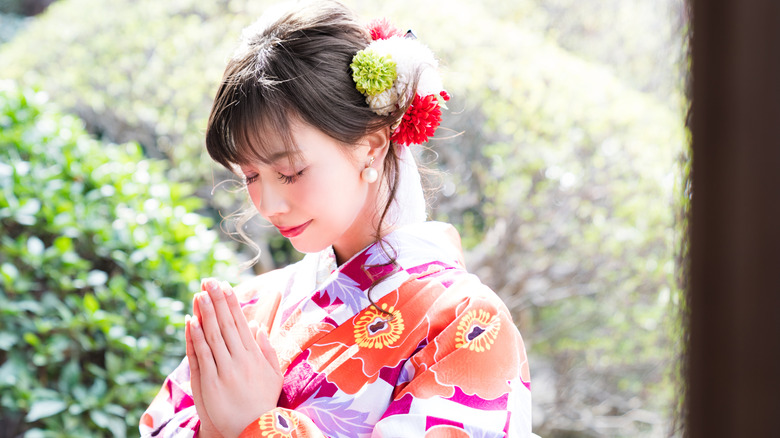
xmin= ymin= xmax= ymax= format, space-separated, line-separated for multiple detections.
xmin=205 ymin=0 xmax=419 ymax=268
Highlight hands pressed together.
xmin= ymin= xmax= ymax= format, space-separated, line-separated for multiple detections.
xmin=185 ymin=279 xmax=283 ymax=438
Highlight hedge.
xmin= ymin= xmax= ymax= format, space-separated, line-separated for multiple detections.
xmin=0 ymin=82 xmax=237 ymax=437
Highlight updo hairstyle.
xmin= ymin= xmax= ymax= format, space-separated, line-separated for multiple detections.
xmin=206 ymin=0 xmax=419 ymax=247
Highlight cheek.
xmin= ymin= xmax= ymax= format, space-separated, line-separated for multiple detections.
xmin=301 ymin=172 xmax=356 ymax=209
xmin=305 ymin=168 xmax=365 ymax=215
xmin=245 ymin=185 xmax=263 ymax=214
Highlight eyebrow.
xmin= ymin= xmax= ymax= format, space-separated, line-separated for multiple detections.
xmin=244 ymin=149 xmax=294 ymax=167
xmin=267 ymin=150 xmax=293 ymax=164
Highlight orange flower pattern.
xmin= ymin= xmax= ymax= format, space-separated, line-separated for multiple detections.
xmin=354 ymin=303 xmax=404 ymax=349
xmin=455 ymin=309 xmax=501 ymax=352
xmin=247 ymin=410 xmax=298 ymax=438
xmin=140 ymin=222 xmax=532 ymax=438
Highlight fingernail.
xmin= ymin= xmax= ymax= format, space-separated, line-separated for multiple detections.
xmin=207 ymin=278 xmax=218 ymax=291
xmin=191 ymin=315 xmax=200 ymax=329
xmin=185 ymin=314 xmax=191 ymax=324
xmin=200 ymin=292 xmax=211 ymax=305
xmin=222 ymin=281 xmax=233 ymax=296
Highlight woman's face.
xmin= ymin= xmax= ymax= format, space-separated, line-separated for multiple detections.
xmin=239 ymin=121 xmax=382 ymax=263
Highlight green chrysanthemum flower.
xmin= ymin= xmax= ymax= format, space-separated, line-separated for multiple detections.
xmin=351 ymin=49 xmax=397 ymax=96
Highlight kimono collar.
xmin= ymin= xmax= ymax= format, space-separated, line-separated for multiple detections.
xmin=311 ymin=221 xmax=466 ymax=299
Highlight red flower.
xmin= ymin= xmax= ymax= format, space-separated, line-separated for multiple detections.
xmin=368 ymin=18 xmax=403 ymax=41
xmin=391 ymin=94 xmax=442 ymax=146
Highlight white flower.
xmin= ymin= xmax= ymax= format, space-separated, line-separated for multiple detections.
xmin=361 ymin=36 xmax=444 ymax=117
xmin=366 ymin=89 xmax=397 ymax=115
xmin=392 ymin=72 xmax=413 ymax=108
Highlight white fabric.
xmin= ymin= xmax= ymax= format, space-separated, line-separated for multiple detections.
xmin=387 ymin=145 xmax=426 ymax=228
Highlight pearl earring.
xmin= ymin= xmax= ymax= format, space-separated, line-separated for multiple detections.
xmin=361 ymin=156 xmax=378 ymax=183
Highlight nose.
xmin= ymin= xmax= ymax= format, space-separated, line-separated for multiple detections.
xmin=254 ymin=181 xmax=290 ymax=219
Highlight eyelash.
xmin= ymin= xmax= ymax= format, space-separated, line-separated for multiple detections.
xmin=244 ymin=169 xmax=305 ymax=186
xmin=277 ymin=169 xmax=305 ymax=185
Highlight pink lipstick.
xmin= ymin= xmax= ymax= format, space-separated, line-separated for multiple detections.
xmin=276 ymin=220 xmax=312 ymax=238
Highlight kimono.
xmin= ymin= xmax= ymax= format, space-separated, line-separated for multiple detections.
xmin=140 ymin=222 xmax=532 ymax=437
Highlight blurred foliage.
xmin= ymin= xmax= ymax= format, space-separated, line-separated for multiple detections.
xmin=0 ymin=83 xmax=237 ymax=437
xmin=0 ymin=0 xmax=291 ymax=273
xmin=0 ymin=13 xmax=28 ymax=44
xmin=0 ymin=0 xmax=57 ymax=16
xmin=0 ymin=0 xmax=269 ymax=190
xmin=670 ymin=6 xmax=692 ymax=435
xmin=0 ymin=0 xmax=686 ymax=436
xmin=0 ymin=0 xmax=25 ymax=14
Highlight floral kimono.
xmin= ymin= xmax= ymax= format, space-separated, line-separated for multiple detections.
xmin=140 ymin=222 xmax=532 ymax=437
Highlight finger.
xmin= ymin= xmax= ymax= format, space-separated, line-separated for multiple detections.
xmin=195 ymin=291 xmax=232 ymax=369
xmin=186 ymin=317 xmax=216 ymax=435
xmin=185 ymin=316 xmax=202 ymax=393
xmin=203 ymin=279 xmax=244 ymax=355
xmin=185 ymin=315 xmax=197 ymax=374
xmin=193 ymin=291 xmax=202 ymax=321
xmin=188 ymin=314 xmax=217 ymax=377
xmin=222 ymin=281 xmax=256 ymax=349
xmin=186 ymin=314 xmax=196 ymax=365
xmin=255 ymin=329 xmax=282 ymax=374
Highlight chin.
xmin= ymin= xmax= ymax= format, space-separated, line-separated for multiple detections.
xmin=289 ymin=238 xmax=332 ymax=255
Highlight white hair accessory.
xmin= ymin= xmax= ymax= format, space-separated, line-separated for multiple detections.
xmin=353 ymin=20 xmax=447 ymax=226
xmin=387 ymin=145 xmax=427 ymax=227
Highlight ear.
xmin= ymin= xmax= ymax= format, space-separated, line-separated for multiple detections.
xmin=360 ymin=126 xmax=391 ymax=163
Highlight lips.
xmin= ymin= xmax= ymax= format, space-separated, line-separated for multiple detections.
xmin=275 ymin=220 xmax=312 ymax=238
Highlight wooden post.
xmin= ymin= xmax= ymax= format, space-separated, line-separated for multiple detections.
xmin=689 ymin=0 xmax=780 ymax=436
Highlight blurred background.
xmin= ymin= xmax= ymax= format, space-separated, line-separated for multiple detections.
xmin=0 ymin=0 xmax=688 ymax=436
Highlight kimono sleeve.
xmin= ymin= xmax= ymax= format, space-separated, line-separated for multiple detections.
xmin=238 ymin=408 xmax=324 ymax=437
xmin=139 ymin=357 xmax=200 ymax=437
xmin=372 ymin=292 xmax=533 ymax=438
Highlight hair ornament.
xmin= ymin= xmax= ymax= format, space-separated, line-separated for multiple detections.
xmin=367 ymin=17 xmax=404 ymax=41
xmin=351 ymin=50 xmax=397 ymax=97
xmin=350 ymin=19 xmax=450 ymax=146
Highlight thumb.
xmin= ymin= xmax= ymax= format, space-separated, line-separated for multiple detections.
xmin=248 ymin=320 xmax=259 ymax=339
xmin=255 ymin=326 xmax=281 ymax=374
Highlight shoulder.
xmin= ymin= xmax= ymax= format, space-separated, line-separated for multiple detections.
xmin=397 ymin=264 xmax=532 ymax=401
xmin=406 ymin=262 xmax=511 ymax=319
xmin=393 ymin=262 xmax=520 ymax=358
xmin=450 ymin=271 xmax=511 ymax=317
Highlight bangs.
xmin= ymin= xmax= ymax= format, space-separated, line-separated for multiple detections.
xmin=206 ymin=2 xmax=379 ymax=174
xmin=206 ymin=72 xmax=303 ymax=173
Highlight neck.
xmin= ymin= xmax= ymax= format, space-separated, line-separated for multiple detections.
xmin=332 ymin=176 xmax=391 ymax=266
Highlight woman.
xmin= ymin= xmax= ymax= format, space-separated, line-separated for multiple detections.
xmin=140 ymin=1 xmax=532 ymax=436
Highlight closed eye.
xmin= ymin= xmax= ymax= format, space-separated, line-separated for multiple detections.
xmin=277 ymin=169 xmax=306 ymax=185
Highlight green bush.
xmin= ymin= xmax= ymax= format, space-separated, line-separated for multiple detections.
xmin=0 ymin=0 xmax=259 ymax=186
xmin=0 ymin=82 xmax=237 ymax=437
